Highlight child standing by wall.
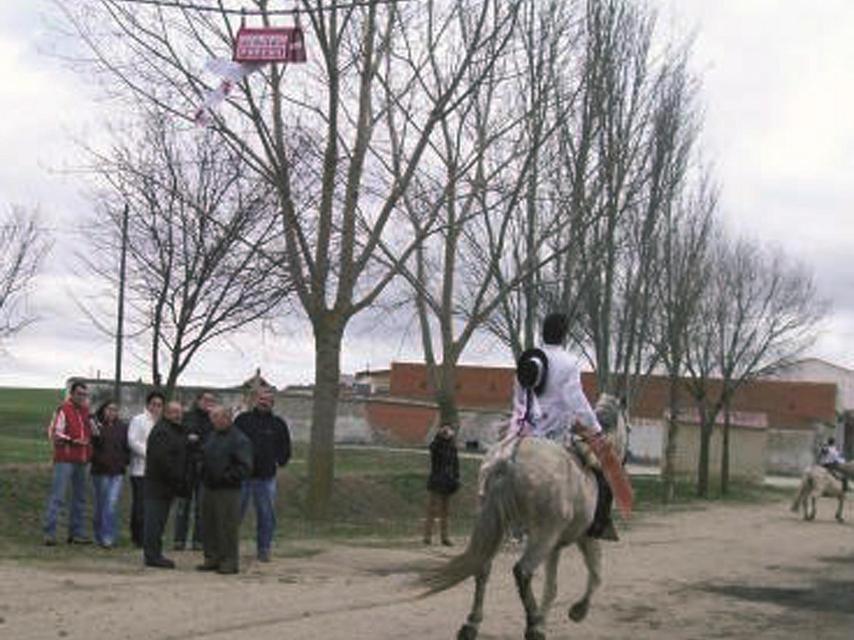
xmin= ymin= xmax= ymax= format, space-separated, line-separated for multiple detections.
xmin=424 ymin=424 xmax=460 ymax=546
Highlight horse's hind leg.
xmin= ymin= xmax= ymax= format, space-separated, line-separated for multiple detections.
xmin=569 ymin=536 xmax=601 ymax=623
xmin=835 ymin=495 xmax=845 ymax=523
xmin=513 ymin=533 xmax=559 ymax=640
xmin=457 ymin=561 xmax=491 ymax=640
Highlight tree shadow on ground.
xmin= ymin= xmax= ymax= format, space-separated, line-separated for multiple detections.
xmin=699 ymin=578 xmax=854 ymax=615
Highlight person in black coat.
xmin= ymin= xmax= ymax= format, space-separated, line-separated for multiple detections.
xmin=197 ymin=405 xmax=253 ymax=575
xmin=234 ymin=387 xmax=291 ymax=562
xmin=424 ymin=424 xmax=460 ymax=546
xmin=142 ymin=401 xmax=191 ymax=568
xmin=173 ymin=390 xmax=216 ymax=551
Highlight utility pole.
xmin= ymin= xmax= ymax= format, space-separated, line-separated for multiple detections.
xmin=114 ymin=203 xmax=129 ymax=401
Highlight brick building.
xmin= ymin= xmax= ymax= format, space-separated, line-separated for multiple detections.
xmin=385 ymin=361 xmax=837 ymax=475
xmin=389 ymin=361 xmax=836 ymax=428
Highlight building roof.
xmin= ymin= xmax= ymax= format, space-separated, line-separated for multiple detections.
xmin=772 ymin=357 xmax=854 ymax=377
xmin=354 ymin=368 xmax=391 ymax=378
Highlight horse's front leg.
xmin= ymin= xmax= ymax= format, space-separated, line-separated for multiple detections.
xmin=457 ymin=561 xmax=491 ymax=640
xmin=835 ymin=494 xmax=845 ymax=523
xmin=569 ymin=536 xmax=602 ymax=623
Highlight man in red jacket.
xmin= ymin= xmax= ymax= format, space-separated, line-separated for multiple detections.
xmin=43 ymin=380 xmax=94 ymax=545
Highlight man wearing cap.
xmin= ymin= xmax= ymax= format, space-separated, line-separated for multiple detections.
xmin=512 ymin=312 xmax=602 ymax=442
xmin=480 ymin=312 xmax=622 ymax=540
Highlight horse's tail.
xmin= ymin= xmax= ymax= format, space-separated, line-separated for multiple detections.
xmin=791 ymin=473 xmax=812 ymax=512
xmin=419 ymin=459 xmax=517 ymax=595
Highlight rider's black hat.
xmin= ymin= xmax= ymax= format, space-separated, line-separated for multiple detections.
xmin=517 ymin=348 xmax=548 ymax=396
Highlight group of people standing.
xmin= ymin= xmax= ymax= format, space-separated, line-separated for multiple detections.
xmin=41 ymin=313 xmax=617 ymax=570
xmin=42 ymin=382 xmax=291 ymax=574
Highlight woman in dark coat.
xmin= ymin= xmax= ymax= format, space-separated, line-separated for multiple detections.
xmin=424 ymin=424 xmax=460 ymax=546
xmin=90 ymin=399 xmax=129 ymax=548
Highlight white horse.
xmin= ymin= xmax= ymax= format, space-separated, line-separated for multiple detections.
xmin=790 ymin=464 xmax=849 ymax=522
xmin=420 ymin=394 xmax=628 ymax=640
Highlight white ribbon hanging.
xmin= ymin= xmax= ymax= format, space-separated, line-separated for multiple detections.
xmin=193 ymin=59 xmax=264 ymax=126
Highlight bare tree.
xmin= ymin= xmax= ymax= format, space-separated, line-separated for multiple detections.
xmin=82 ymin=111 xmax=288 ymax=397
xmin=683 ymin=236 xmax=826 ymax=496
xmin=485 ymin=0 xmax=702 ymax=414
xmin=0 ymin=206 xmax=51 ymax=339
xmin=61 ymin=0 xmax=523 ymax=516
xmin=652 ymin=177 xmax=716 ymax=503
xmin=577 ymin=28 xmax=699 ymax=402
xmin=394 ymin=0 xmax=578 ymax=426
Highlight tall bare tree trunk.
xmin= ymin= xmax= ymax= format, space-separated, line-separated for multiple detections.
xmin=720 ymin=398 xmax=731 ymax=495
xmin=436 ymin=360 xmax=460 ymax=428
xmin=663 ymin=372 xmax=680 ymax=503
xmin=697 ymin=412 xmax=712 ymax=497
xmin=307 ymin=320 xmax=344 ymax=519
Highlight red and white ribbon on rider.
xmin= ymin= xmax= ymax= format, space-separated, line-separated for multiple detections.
xmin=587 ymin=433 xmax=634 ymax=519
xmin=193 ymin=59 xmax=264 ymax=126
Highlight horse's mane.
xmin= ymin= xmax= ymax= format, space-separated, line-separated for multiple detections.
xmin=595 ymin=394 xmax=620 ymax=432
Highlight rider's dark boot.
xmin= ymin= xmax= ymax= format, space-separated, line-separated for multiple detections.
xmin=600 ymin=519 xmax=619 ymax=541
xmin=587 ymin=467 xmax=619 ymax=541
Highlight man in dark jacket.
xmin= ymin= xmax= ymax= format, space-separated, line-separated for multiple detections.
xmin=235 ymin=387 xmax=291 ymax=562
xmin=143 ymin=401 xmax=190 ymax=568
xmin=174 ymin=390 xmax=216 ymax=551
xmin=197 ymin=406 xmax=253 ymax=574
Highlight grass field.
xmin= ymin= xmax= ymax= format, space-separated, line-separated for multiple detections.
xmin=0 ymin=386 xmax=789 ymax=560
xmin=0 ymin=386 xmax=63 ymax=465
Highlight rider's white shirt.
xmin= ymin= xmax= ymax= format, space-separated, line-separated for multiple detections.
xmin=512 ymin=344 xmax=601 ymax=440
xmin=819 ymin=445 xmax=845 ymax=466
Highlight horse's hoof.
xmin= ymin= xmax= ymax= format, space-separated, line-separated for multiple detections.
xmin=457 ymin=624 xmax=478 ymax=640
xmin=568 ymin=600 xmax=589 ymax=622
xmin=524 ymin=629 xmax=546 ymax=640
xmin=836 ymin=516 xmax=845 ymax=523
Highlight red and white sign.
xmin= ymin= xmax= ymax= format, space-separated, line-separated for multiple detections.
xmin=233 ymin=26 xmax=307 ymax=63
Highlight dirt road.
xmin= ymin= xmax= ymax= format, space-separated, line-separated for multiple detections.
xmin=1 ymin=498 xmax=852 ymax=640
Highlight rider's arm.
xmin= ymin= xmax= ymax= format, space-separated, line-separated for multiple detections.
xmin=565 ymin=366 xmax=602 ymax=435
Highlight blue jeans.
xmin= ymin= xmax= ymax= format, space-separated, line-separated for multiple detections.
xmin=241 ymin=477 xmax=277 ymax=554
xmin=43 ymin=462 xmax=89 ymax=540
xmin=92 ymin=474 xmax=124 ymax=546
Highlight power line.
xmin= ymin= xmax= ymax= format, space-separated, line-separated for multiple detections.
xmin=110 ymin=0 xmax=413 ymax=16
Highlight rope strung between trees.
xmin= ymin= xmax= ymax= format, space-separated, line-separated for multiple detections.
xmin=109 ymin=0 xmax=414 ymax=15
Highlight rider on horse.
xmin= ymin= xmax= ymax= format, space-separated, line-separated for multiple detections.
xmin=819 ymin=437 xmax=848 ymax=491
xmin=482 ymin=312 xmax=621 ymax=540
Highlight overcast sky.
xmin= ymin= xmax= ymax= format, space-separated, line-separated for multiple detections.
xmin=1 ymin=1 xmax=853 ymax=389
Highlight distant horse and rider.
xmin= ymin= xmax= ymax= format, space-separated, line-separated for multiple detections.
xmin=420 ymin=313 xmax=633 ymax=640
xmin=791 ymin=436 xmax=853 ymax=522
